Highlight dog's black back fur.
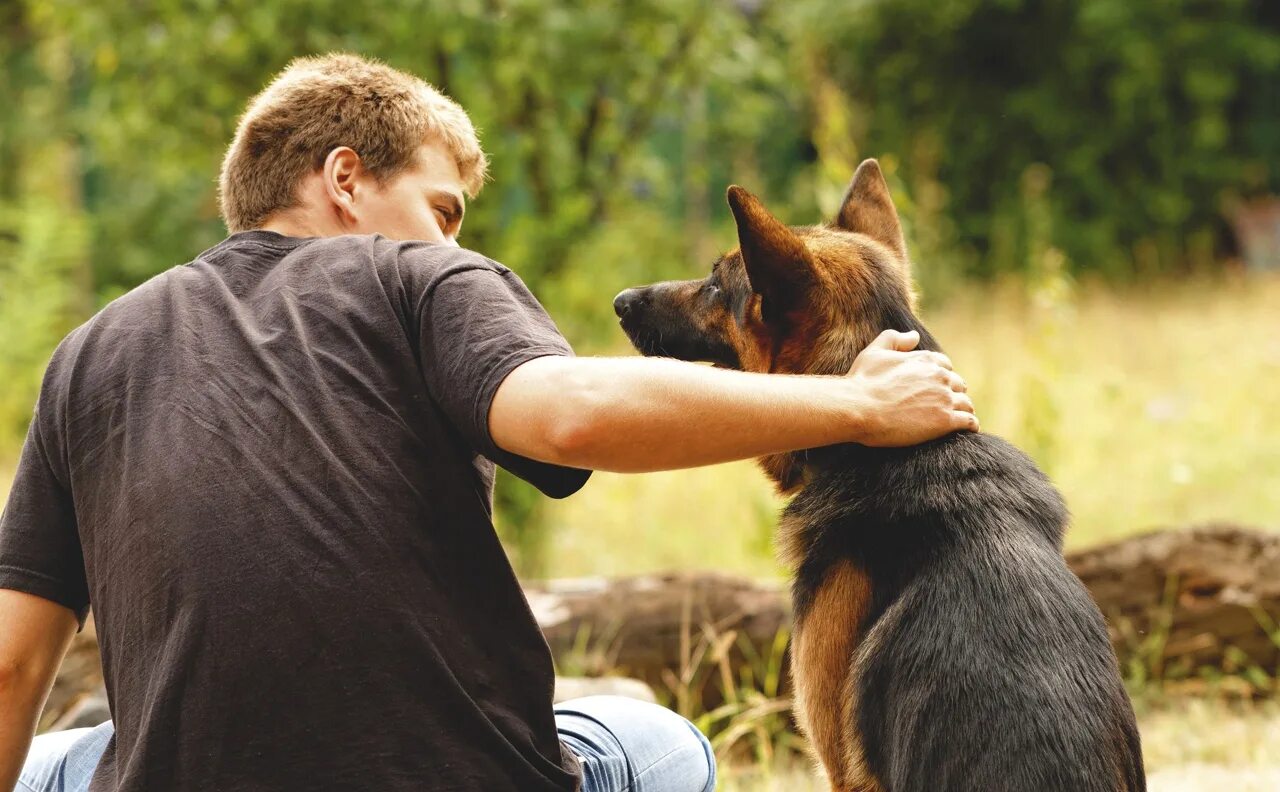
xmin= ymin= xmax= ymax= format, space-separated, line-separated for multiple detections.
xmin=791 ymin=428 xmax=1145 ymax=791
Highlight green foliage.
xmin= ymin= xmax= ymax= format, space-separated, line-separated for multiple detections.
xmin=493 ymin=469 xmax=552 ymax=577
xmin=0 ymin=14 xmax=92 ymax=452
xmin=0 ymin=199 xmax=87 ymax=450
xmin=801 ymin=0 xmax=1280 ymax=278
xmin=1017 ymin=164 xmax=1072 ymax=475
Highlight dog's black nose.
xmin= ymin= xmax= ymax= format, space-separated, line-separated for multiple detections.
xmin=613 ymin=288 xmax=641 ymax=318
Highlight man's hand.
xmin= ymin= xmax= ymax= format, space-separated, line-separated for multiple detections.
xmin=0 ymin=589 xmax=78 ymax=792
xmin=844 ymin=329 xmax=978 ymax=447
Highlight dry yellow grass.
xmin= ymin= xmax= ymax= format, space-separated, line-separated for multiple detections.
xmin=545 ymin=272 xmax=1280 ymax=578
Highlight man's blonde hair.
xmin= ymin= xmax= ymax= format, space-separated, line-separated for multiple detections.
xmin=218 ymin=53 xmax=488 ymax=232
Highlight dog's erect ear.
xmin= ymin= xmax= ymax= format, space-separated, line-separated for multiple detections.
xmin=835 ymin=159 xmax=908 ymax=259
xmin=727 ymin=185 xmax=818 ymax=320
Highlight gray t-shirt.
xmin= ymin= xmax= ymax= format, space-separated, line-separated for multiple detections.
xmin=0 ymin=231 xmax=590 ymax=790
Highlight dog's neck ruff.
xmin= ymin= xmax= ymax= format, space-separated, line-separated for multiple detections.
xmin=794 ymin=443 xmax=862 ymax=489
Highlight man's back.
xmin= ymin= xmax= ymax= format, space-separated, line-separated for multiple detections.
xmin=1 ymin=231 xmax=587 ymax=790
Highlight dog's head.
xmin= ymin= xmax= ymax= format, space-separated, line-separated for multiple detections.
xmin=614 ymin=159 xmax=928 ymax=490
xmin=615 ymin=159 xmax=924 ymax=380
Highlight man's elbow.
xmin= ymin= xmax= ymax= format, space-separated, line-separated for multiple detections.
xmin=542 ymin=391 xmax=609 ymax=468
xmin=494 ymin=356 xmax=636 ymax=471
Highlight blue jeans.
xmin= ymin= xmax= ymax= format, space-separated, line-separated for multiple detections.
xmin=19 ymin=695 xmax=716 ymax=792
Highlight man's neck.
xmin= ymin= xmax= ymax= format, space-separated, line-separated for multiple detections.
xmin=258 ymin=210 xmax=340 ymax=239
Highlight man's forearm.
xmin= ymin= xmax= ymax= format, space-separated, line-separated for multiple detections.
xmin=491 ymin=330 xmax=976 ymax=474
xmin=0 ymin=591 xmax=79 ymax=792
xmin=0 ymin=672 xmax=46 ymax=791
xmin=495 ymin=356 xmax=868 ymax=473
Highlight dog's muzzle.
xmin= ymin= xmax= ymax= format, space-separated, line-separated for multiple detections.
xmin=613 ymin=288 xmax=643 ymax=319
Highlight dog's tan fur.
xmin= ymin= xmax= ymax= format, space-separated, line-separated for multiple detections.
xmin=789 ymin=557 xmax=880 ymax=792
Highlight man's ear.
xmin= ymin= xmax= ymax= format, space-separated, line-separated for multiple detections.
xmin=835 ymin=158 xmax=908 ymax=259
xmin=726 ymin=185 xmax=818 ymax=321
xmin=323 ymin=146 xmax=362 ymax=226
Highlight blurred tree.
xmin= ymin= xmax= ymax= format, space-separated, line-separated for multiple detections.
xmin=0 ymin=4 xmax=91 ymax=451
xmin=792 ymin=0 xmax=1280 ymax=278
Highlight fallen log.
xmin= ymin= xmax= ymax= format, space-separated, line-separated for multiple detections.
xmin=1071 ymin=523 xmax=1280 ymax=678
xmin=527 ymin=572 xmax=792 ymax=710
xmin=39 ymin=524 xmax=1280 ymax=728
xmin=526 ymin=523 xmax=1280 ymax=704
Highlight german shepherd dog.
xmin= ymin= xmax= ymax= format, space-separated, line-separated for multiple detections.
xmin=613 ymin=160 xmax=1145 ymax=792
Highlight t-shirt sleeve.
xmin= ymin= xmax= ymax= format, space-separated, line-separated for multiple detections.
xmin=0 ymin=412 xmax=91 ymax=629
xmin=417 ymin=263 xmax=591 ymax=499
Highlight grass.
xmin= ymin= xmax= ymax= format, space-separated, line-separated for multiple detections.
xmin=712 ymin=699 xmax=1280 ymax=791
xmin=544 ymin=271 xmax=1280 ymax=578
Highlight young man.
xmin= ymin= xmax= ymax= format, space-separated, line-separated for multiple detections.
xmin=0 ymin=55 xmax=976 ymax=792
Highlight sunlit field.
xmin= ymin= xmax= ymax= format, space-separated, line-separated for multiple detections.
xmin=545 ymin=272 xmax=1280 ymax=579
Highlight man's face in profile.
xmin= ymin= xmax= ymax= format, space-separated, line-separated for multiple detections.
xmin=354 ymin=141 xmax=467 ymax=245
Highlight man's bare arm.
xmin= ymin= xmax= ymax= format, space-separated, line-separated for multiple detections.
xmin=491 ymin=329 xmax=977 ymax=473
xmin=0 ymin=590 xmax=78 ymax=792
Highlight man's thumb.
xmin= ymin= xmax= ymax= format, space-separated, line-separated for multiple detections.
xmin=870 ymin=329 xmax=920 ymax=352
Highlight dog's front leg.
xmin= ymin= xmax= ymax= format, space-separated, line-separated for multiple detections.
xmin=791 ymin=560 xmax=881 ymax=792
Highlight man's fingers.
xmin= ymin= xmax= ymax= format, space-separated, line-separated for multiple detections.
xmin=951 ymin=411 xmax=980 ymax=433
xmin=948 ymin=372 xmax=968 ymax=393
xmin=909 ymin=350 xmax=953 ymax=371
xmin=870 ymin=329 xmax=920 ymax=352
xmin=952 ymin=392 xmax=975 ymax=414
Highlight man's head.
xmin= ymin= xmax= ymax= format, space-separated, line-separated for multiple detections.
xmin=219 ymin=53 xmax=487 ymax=243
